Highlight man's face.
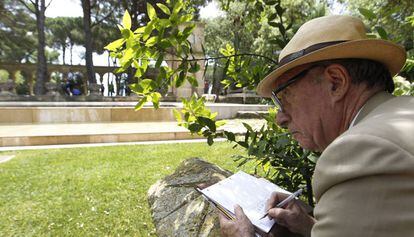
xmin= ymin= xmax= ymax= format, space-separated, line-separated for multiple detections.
xmin=274 ymin=64 xmax=337 ymax=152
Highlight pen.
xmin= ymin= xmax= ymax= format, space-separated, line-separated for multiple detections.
xmin=259 ymin=188 xmax=303 ymax=220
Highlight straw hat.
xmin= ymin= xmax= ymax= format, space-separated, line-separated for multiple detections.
xmin=257 ymin=15 xmax=407 ymax=97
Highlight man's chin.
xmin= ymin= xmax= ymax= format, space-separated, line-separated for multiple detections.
xmin=295 ymin=137 xmax=319 ymax=152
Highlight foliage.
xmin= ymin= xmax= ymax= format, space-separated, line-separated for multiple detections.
xmin=174 ymin=95 xmax=317 ymax=205
xmin=0 ymin=142 xmax=251 ymax=236
xmin=393 ymin=76 xmax=414 ymax=96
xmin=104 ymin=0 xmax=322 ymax=203
xmin=106 ymin=0 xmax=202 ymax=109
xmin=173 ymin=94 xmax=226 ymax=145
xmin=355 ymin=1 xmax=414 ymax=81
xmin=0 ymin=0 xmax=37 ymax=62
xmin=232 ymin=108 xmax=317 ymax=206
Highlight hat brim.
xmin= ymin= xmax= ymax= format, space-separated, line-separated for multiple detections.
xmin=257 ymin=39 xmax=407 ymax=97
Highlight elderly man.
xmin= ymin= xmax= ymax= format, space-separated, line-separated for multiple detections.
xmin=219 ymin=15 xmax=414 ymax=237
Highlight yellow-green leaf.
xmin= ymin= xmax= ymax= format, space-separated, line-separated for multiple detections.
xmin=156 ymin=3 xmax=171 ymax=15
xmin=134 ymin=26 xmax=146 ymax=34
xmin=123 ymin=10 xmax=132 ymax=30
xmin=151 ymin=92 xmax=162 ymax=109
xmin=104 ymin=39 xmax=125 ymax=51
xmin=145 ymin=36 xmax=158 ymax=47
xmin=173 ymin=109 xmax=182 ymax=122
xmin=135 ymin=96 xmax=148 ymax=111
xmin=121 ymin=48 xmax=134 ymax=64
xmin=147 ymin=3 xmax=157 ymax=20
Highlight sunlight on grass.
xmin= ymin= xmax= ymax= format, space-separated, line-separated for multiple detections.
xmin=0 ymin=142 xmax=254 ymax=236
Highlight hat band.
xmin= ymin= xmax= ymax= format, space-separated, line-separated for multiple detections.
xmin=278 ymin=40 xmax=348 ymax=66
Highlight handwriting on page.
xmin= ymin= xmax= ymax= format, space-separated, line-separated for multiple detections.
xmin=200 ymin=171 xmax=291 ymax=233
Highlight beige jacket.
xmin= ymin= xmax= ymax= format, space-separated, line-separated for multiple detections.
xmin=312 ymin=92 xmax=414 ymax=237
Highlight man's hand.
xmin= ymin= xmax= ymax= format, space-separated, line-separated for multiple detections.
xmin=266 ymin=192 xmax=316 ymax=237
xmin=218 ymin=205 xmax=255 ymax=237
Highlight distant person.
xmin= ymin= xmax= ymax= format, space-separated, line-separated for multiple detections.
xmin=72 ymin=87 xmax=81 ymax=96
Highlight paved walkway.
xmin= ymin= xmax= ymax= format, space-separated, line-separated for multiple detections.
xmin=0 ymin=155 xmax=15 ymax=163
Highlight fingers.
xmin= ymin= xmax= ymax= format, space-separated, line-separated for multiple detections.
xmin=266 ymin=192 xmax=290 ymax=211
xmin=267 ymin=207 xmax=291 ymax=226
xmin=234 ymin=205 xmax=246 ymax=220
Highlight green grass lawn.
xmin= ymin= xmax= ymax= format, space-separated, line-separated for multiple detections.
xmin=0 ymin=142 xmax=253 ymax=236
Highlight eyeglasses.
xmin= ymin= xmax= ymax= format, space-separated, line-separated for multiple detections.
xmin=270 ymin=65 xmax=321 ymax=112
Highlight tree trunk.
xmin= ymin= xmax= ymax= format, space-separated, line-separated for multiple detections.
xmin=62 ymin=45 xmax=66 ymax=65
xmin=70 ymin=43 xmax=74 ymax=65
xmin=34 ymin=0 xmax=48 ymax=95
xmin=81 ymin=0 xmax=96 ymax=85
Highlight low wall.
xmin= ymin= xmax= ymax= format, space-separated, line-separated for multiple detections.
xmin=0 ymin=102 xmax=271 ymax=124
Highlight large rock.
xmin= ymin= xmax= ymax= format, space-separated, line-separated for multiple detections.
xmin=147 ymin=158 xmax=232 ymax=237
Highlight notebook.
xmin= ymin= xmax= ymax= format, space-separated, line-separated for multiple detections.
xmin=197 ymin=171 xmax=291 ymax=233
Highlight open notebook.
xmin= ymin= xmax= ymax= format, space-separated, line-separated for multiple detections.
xmin=197 ymin=171 xmax=291 ymax=233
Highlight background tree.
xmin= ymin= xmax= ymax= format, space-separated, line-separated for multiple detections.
xmin=46 ymin=17 xmax=70 ymax=64
xmin=17 ymin=0 xmax=52 ymax=95
xmin=0 ymin=0 xmax=37 ymax=63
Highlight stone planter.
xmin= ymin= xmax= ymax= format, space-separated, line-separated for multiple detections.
xmin=45 ymin=82 xmax=60 ymax=96
xmin=88 ymin=83 xmax=101 ymax=96
xmin=0 ymin=79 xmax=16 ymax=96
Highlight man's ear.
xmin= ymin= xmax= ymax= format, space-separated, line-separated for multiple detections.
xmin=322 ymin=64 xmax=351 ymax=103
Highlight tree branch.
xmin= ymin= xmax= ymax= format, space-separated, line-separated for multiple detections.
xmin=17 ymin=0 xmax=36 ymax=14
xmin=91 ymin=2 xmax=119 ymax=28
xmin=165 ymin=53 xmax=278 ymax=65
xmin=45 ymin=0 xmax=53 ymax=9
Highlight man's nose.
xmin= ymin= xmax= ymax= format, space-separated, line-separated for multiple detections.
xmin=276 ymin=111 xmax=290 ymax=129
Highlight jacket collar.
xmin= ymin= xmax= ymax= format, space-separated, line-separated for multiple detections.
xmin=351 ymin=91 xmax=394 ymax=127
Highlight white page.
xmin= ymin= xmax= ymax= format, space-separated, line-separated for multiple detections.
xmin=200 ymin=171 xmax=291 ymax=233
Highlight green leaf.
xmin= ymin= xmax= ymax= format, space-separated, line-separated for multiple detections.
xmin=159 ymin=39 xmax=172 ymax=49
xmin=147 ymin=3 xmax=157 ymax=20
xmin=175 ymin=71 xmax=186 ymax=87
xmin=140 ymin=79 xmax=154 ymax=93
xmin=173 ymin=109 xmax=182 ymax=122
xmin=151 ymin=92 xmax=162 ymax=109
xmin=120 ymin=48 xmax=134 ymax=65
xmin=375 ymin=26 xmax=388 ymax=40
xmin=187 ymin=76 xmax=198 ymax=87
xmin=188 ymin=62 xmax=200 ymax=73
xmin=156 ymin=3 xmax=171 ymax=15
xmin=224 ymin=131 xmax=235 ymax=141
xmin=121 ymin=29 xmax=132 ymax=39
xmin=358 ymin=8 xmax=375 ymax=20
xmin=268 ymin=13 xmax=277 ymax=22
xmin=207 ymin=135 xmax=214 ymax=146
xmin=215 ymin=120 xmax=226 ymax=127
xmin=182 ymin=24 xmax=196 ymax=37
xmin=145 ymin=36 xmax=158 ymax=47
xmin=278 ymin=24 xmax=286 ymax=35
xmin=179 ymin=14 xmax=193 ymax=24
xmin=275 ymin=4 xmax=285 ymax=16
xmin=242 ymin=122 xmax=253 ymax=132
xmin=104 ymin=39 xmax=125 ymax=51
xmin=123 ymin=10 xmax=131 ymax=29
xmin=134 ymin=26 xmax=146 ymax=34
xmin=135 ymin=96 xmax=147 ymax=111
xmin=268 ymin=21 xmax=278 ymax=27
xmin=172 ymin=0 xmax=183 ymax=15
xmin=188 ymin=123 xmax=203 ymax=132
xmin=158 ymin=19 xmax=171 ymax=28
xmin=265 ymin=0 xmax=277 ymax=5
xmin=197 ymin=117 xmax=216 ymax=132
xmin=155 ymin=54 xmax=164 ymax=68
